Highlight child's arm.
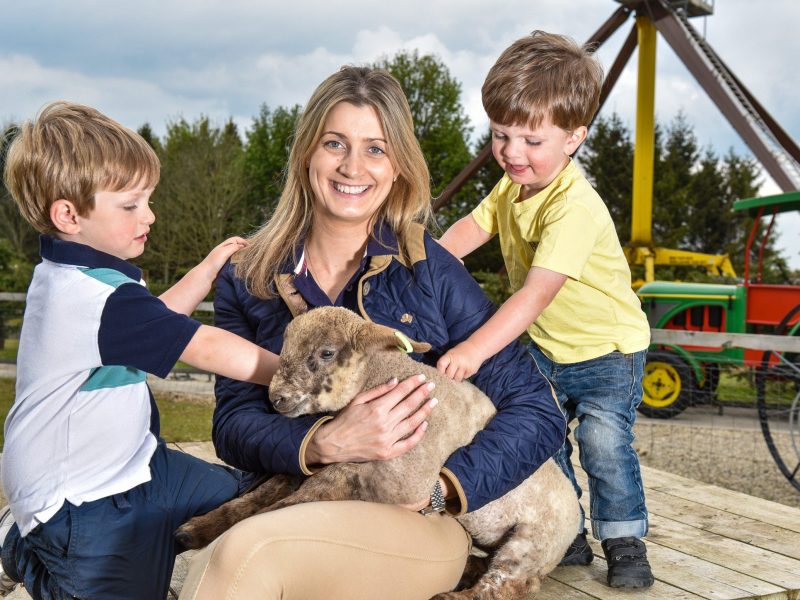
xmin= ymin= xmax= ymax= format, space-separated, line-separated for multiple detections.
xmin=438 ymin=214 xmax=493 ymax=259
xmin=437 ymin=266 xmax=567 ymax=381
xmin=159 ymin=237 xmax=248 ymax=316
xmin=180 ymin=324 xmax=279 ymax=385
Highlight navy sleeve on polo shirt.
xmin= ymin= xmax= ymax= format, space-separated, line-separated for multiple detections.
xmin=98 ymin=283 xmax=202 ymax=378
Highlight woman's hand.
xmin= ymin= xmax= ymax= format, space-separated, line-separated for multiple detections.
xmin=305 ymin=374 xmax=438 ymax=465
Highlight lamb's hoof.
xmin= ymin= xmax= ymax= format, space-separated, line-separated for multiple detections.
xmin=174 ymin=526 xmax=202 ymax=550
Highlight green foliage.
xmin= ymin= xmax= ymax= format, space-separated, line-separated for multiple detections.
xmin=139 ymin=117 xmax=249 ymax=286
xmin=0 ymin=239 xmax=33 ymax=292
xmin=374 ymin=50 xmax=476 ymax=230
xmin=576 ymin=113 xmax=633 ymax=242
xmin=1 ymin=124 xmax=39 ymax=264
xmin=242 ymin=104 xmax=301 ymax=230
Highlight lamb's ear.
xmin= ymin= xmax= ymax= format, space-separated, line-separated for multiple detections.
xmin=353 ymin=321 xmax=432 ymax=354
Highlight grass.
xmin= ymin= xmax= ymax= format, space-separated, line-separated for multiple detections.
xmin=0 ymin=339 xmax=18 ymax=362
xmin=0 ymin=378 xmax=214 ymax=450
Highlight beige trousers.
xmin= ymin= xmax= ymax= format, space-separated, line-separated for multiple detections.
xmin=179 ymin=501 xmax=471 ymax=600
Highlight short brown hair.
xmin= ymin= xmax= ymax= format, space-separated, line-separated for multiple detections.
xmin=3 ymin=101 xmax=160 ymax=234
xmin=482 ymin=31 xmax=603 ymax=131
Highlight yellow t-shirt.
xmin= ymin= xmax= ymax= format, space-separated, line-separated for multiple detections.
xmin=471 ymin=160 xmax=650 ymax=363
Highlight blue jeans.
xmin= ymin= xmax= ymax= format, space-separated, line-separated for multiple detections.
xmin=1 ymin=442 xmax=241 ymax=600
xmin=528 ymin=344 xmax=648 ymax=541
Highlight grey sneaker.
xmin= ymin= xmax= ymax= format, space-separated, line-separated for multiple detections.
xmin=558 ymin=531 xmax=594 ymax=566
xmin=0 ymin=507 xmax=18 ymax=595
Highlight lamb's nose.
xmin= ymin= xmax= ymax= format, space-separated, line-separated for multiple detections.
xmin=271 ymin=394 xmax=288 ymax=409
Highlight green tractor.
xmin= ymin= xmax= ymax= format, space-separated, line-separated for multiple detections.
xmin=637 ymin=191 xmax=800 ymax=419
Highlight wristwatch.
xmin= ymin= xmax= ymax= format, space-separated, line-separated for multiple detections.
xmin=419 ymin=480 xmax=446 ymax=515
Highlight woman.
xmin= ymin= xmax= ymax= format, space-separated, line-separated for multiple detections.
xmin=180 ymin=66 xmax=565 ymax=600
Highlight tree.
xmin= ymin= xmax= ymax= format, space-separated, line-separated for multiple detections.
xmin=578 ymin=113 xmax=634 ymax=242
xmin=1 ymin=124 xmax=39 ymax=266
xmin=141 ymin=117 xmax=248 ymax=288
xmin=242 ymin=104 xmax=301 ymax=229
xmin=374 ymin=50 xmax=475 ymax=230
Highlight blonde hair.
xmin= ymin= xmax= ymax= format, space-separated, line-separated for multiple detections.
xmin=482 ymin=31 xmax=603 ymax=131
xmin=3 ymin=101 xmax=160 ymax=234
xmin=235 ymin=66 xmax=433 ymax=299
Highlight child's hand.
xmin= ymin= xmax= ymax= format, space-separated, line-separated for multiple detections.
xmin=436 ymin=341 xmax=484 ymax=382
xmin=200 ymin=237 xmax=248 ymax=277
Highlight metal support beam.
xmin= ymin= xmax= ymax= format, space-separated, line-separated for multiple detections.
xmin=594 ymin=25 xmax=638 ymax=122
xmin=650 ymin=3 xmax=796 ymax=191
xmin=631 ymin=15 xmax=657 ymax=247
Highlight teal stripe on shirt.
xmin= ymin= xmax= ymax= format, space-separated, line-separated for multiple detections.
xmin=80 ymin=365 xmax=146 ymax=391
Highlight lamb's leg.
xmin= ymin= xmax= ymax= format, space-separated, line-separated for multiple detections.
xmin=259 ymin=462 xmax=368 ymax=512
xmin=430 ymin=524 xmax=543 ymax=600
xmin=175 ymin=473 xmax=303 ymax=549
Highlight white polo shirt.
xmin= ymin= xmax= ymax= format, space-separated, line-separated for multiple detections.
xmin=1 ymin=237 xmax=201 ymax=536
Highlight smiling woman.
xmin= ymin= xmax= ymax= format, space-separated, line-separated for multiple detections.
xmin=178 ymin=65 xmax=565 ymax=600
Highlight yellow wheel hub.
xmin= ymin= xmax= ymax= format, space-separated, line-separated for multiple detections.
xmin=643 ymin=361 xmax=682 ymax=407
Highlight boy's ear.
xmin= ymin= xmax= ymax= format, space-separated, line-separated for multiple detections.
xmin=565 ymin=126 xmax=588 ymax=155
xmin=50 ymin=199 xmax=82 ymax=235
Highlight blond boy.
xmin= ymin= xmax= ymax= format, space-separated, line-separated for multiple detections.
xmin=0 ymin=101 xmax=277 ymax=599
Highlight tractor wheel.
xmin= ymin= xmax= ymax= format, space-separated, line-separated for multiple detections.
xmin=755 ymin=303 xmax=800 ymax=492
xmin=639 ymin=350 xmax=695 ymax=419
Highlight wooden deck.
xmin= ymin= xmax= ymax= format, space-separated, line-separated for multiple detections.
xmin=536 ymin=461 xmax=800 ymax=599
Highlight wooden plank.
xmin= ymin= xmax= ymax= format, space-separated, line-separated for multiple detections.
xmin=549 ymin=560 xmax=705 ymax=599
xmin=641 ymin=465 xmax=800 ymax=534
xmin=645 ymin=488 xmax=800 ymax=560
xmin=584 ymin=537 xmax=787 ymax=599
xmin=534 ymin=576 xmax=600 ymax=599
xmin=645 ymin=516 xmax=800 ymax=590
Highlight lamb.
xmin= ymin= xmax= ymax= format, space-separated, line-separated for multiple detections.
xmin=176 ymin=306 xmax=580 ymax=599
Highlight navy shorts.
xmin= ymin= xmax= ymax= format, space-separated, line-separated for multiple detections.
xmin=1 ymin=442 xmax=240 ymax=600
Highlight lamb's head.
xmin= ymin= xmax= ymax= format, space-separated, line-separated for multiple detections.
xmin=269 ymin=307 xmax=431 ymax=418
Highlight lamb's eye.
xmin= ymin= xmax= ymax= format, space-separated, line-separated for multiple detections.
xmin=319 ymin=349 xmax=335 ymax=361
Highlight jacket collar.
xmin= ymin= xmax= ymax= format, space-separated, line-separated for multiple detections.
xmin=281 ymin=221 xmax=399 ymax=275
xmin=39 ymin=235 xmax=142 ymax=281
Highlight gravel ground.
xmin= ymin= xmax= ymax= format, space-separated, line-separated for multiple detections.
xmin=632 ymin=416 xmax=800 ymax=509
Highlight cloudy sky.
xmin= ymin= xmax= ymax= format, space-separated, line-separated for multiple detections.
xmin=2 ymin=0 xmax=798 ymax=267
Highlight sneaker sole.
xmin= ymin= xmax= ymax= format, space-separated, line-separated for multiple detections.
xmin=608 ymin=575 xmax=655 ymax=588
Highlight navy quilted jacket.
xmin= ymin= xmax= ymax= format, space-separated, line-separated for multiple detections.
xmin=211 ymin=224 xmax=565 ymax=512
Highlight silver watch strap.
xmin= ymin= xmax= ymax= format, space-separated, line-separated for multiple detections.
xmin=419 ymin=480 xmax=446 ymax=515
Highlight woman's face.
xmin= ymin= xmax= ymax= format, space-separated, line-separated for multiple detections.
xmin=308 ymin=101 xmax=396 ymax=229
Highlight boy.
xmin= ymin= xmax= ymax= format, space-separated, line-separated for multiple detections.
xmin=437 ymin=32 xmax=654 ymax=588
xmin=0 ymin=101 xmax=279 ymax=599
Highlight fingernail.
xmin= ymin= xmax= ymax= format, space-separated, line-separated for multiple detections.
xmin=430 ymin=398 xmax=439 ymax=407
xmin=426 ymin=382 xmax=435 ymax=391
xmin=421 ymin=421 xmax=429 ymax=430
xmin=418 ymin=374 xmax=427 ymax=382
xmin=389 ymin=377 xmax=398 ymax=385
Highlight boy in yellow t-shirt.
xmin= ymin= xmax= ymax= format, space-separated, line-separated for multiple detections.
xmin=437 ymin=31 xmax=654 ymax=589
